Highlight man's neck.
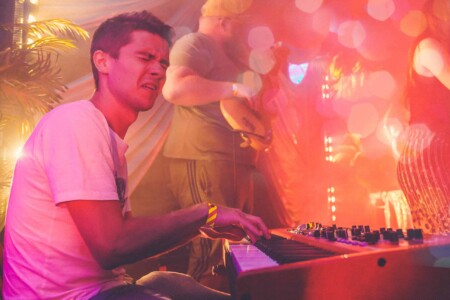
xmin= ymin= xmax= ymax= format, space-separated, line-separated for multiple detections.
xmin=90 ymin=92 xmax=137 ymax=139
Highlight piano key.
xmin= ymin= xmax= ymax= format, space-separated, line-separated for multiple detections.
xmin=229 ymin=244 xmax=279 ymax=273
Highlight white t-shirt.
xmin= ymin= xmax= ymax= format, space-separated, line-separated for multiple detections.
xmin=3 ymin=100 xmax=131 ymax=299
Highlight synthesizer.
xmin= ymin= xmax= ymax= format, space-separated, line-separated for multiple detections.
xmin=225 ymin=223 xmax=450 ymax=300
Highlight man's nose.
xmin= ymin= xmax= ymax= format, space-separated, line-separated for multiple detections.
xmin=149 ymin=62 xmax=166 ymax=78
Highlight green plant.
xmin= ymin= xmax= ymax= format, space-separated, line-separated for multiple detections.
xmin=0 ymin=18 xmax=89 ymax=231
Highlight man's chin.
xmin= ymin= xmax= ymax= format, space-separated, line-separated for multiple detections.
xmin=140 ymin=99 xmax=156 ymax=111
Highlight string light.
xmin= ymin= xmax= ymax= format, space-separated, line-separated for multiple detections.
xmin=327 ymin=185 xmax=337 ymax=223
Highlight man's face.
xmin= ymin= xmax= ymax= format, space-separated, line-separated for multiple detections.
xmin=106 ymin=30 xmax=170 ymax=112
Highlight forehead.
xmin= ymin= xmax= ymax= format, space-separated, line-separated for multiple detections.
xmin=123 ymin=30 xmax=170 ymax=58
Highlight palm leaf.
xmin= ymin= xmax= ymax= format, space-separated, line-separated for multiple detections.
xmin=1 ymin=18 xmax=89 ymax=43
xmin=27 ymin=36 xmax=79 ymax=51
xmin=0 ymin=17 xmax=89 ymax=231
xmin=28 ymin=19 xmax=89 ymax=40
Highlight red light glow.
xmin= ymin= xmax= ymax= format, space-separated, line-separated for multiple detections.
xmin=347 ymin=103 xmax=379 ymax=138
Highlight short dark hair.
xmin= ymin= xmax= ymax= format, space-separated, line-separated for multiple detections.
xmin=90 ymin=11 xmax=174 ymax=89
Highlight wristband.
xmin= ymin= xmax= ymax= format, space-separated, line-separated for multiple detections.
xmin=206 ymin=203 xmax=218 ymax=228
xmin=232 ymin=83 xmax=238 ymax=97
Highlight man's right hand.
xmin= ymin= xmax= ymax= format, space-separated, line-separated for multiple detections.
xmin=200 ymin=205 xmax=270 ymax=243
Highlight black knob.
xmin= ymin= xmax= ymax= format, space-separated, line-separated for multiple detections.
xmin=383 ymin=229 xmax=398 ymax=242
xmin=336 ymin=228 xmax=348 ymax=239
xmin=352 ymin=228 xmax=361 ymax=237
xmin=365 ymin=232 xmax=379 ymax=244
xmin=373 ymin=230 xmax=380 ymax=241
xmin=390 ymin=233 xmax=399 ymax=243
xmin=326 ymin=229 xmax=336 ymax=241
xmin=414 ymin=229 xmax=423 ymax=240
xmin=406 ymin=228 xmax=414 ymax=240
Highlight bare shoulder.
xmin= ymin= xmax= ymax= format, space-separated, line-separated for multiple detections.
xmin=418 ymin=37 xmax=446 ymax=52
xmin=414 ymin=37 xmax=450 ymax=77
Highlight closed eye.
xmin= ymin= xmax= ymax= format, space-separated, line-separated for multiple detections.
xmin=138 ymin=54 xmax=155 ymax=61
xmin=137 ymin=53 xmax=169 ymax=70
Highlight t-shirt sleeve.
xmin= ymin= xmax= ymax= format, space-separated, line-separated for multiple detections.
xmin=169 ymin=34 xmax=215 ymax=77
xmin=36 ymin=106 xmax=118 ymax=204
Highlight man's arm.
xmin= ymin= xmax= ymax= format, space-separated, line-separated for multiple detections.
xmin=162 ymin=65 xmax=255 ymax=106
xmin=65 ymin=200 xmax=269 ymax=270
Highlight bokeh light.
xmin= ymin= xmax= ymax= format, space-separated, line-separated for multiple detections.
xmin=400 ymin=10 xmax=427 ymax=37
xmin=364 ymin=70 xmax=396 ymax=100
xmin=337 ymin=20 xmax=366 ymax=49
xmin=15 ymin=146 xmax=24 ymax=160
xmin=367 ymin=0 xmax=395 ymax=21
xmin=28 ymin=14 xmax=37 ymax=23
xmin=295 ymin=0 xmax=324 ymax=14
xmin=249 ymin=49 xmax=276 ymax=75
xmin=248 ymin=26 xmax=275 ymax=50
xmin=239 ymin=70 xmax=263 ymax=96
xmin=347 ymin=103 xmax=379 ymax=138
xmin=332 ymin=97 xmax=353 ymax=117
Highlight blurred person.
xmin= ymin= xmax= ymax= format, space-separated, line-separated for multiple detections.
xmin=397 ymin=0 xmax=450 ymax=235
xmin=2 ymin=10 xmax=269 ymax=300
xmin=161 ymin=0 xmax=266 ymax=290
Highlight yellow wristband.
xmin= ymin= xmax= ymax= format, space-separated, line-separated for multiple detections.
xmin=232 ymin=83 xmax=238 ymax=97
xmin=206 ymin=203 xmax=218 ymax=228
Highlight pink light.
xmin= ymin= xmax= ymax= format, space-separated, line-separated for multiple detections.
xmin=239 ymin=71 xmax=263 ymax=96
xmin=337 ymin=21 xmax=366 ymax=49
xmin=248 ymin=26 xmax=275 ymax=50
xmin=347 ymin=103 xmax=379 ymax=138
xmin=249 ymin=49 xmax=276 ymax=75
xmin=367 ymin=0 xmax=396 ymax=21
xmin=295 ymin=0 xmax=323 ymax=13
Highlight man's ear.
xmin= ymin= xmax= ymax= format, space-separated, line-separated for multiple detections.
xmin=92 ymin=50 xmax=109 ymax=75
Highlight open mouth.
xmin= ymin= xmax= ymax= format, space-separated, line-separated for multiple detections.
xmin=142 ymin=83 xmax=157 ymax=91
